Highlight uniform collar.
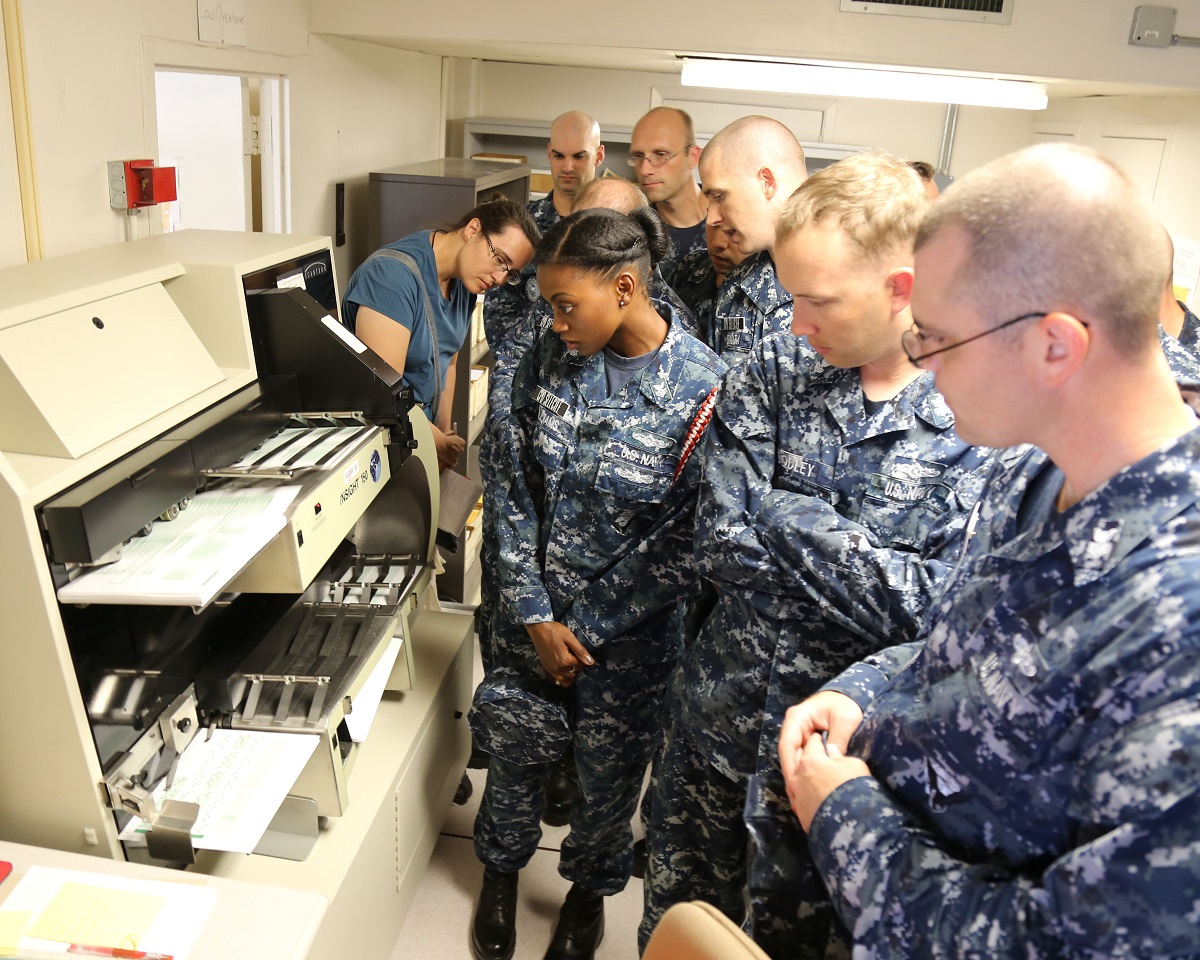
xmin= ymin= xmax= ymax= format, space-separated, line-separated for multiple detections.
xmin=635 ymin=300 xmax=691 ymax=409
xmin=988 ymin=424 xmax=1200 ymax=585
xmin=809 ymin=362 xmax=953 ymax=438
xmin=555 ymin=299 xmax=688 ymax=409
xmin=532 ymin=193 xmax=562 ymax=228
xmin=726 ymin=250 xmax=792 ymax=315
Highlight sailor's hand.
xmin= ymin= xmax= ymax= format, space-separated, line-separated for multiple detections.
xmin=526 ymin=621 xmax=593 ymax=687
xmin=785 ymin=731 xmax=871 ymax=833
xmin=779 ymin=691 xmax=866 ymax=831
xmin=433 ymin=424 xmax=466 ymax=471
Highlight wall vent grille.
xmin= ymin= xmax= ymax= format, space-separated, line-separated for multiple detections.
xmin=839 ymin=0 xmax=1012 ymax=25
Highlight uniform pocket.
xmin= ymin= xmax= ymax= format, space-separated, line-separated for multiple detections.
xmin=594 ymin=457 xmax=671 ymax=505
xmin=861 ymin=457 xmax=956 ymax=549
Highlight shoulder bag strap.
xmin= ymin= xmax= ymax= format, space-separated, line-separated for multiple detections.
xmin=367 ymin=247 xmax=443 ymax=424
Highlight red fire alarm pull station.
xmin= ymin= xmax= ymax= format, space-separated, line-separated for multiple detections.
xmin=107 ymin=159 xmax=178 ymax=209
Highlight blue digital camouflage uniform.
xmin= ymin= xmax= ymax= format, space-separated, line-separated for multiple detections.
xmin=478 ymin=194 xmax=561 ymax=671
xmin=708 ymin=250 xmax=793 ymax=362
xmin=478 ymin=198 xmax=702 ymax=667
xmin=473 ymin=298 xmax=727 ymax=895
xmin=670 ymin=246 xmax=719 ymax=348
xmin=809 ymin=401 xmax=1200 ymax=960
xmin=1160 ymin=317 xmax=1200 ymax=381
xmin=659 ymin=219 xmax=709 ymax=291
xmin=640 ymin=332 xmax=1000 ymax=956
xmin=1173 ymin=300 xmax=1200 ymax=357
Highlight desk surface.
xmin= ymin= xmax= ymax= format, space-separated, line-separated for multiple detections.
xmin=0 ymin=841 xmax=326 ymax=960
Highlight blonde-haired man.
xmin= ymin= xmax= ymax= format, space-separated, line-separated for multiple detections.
xmin=641 ymin=152 xmax=999 ymax=957
xmin=781 ymin=142 xmax=1200 ymax=960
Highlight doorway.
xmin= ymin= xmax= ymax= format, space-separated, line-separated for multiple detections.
xmin=154 ymin=69 xmax=287 ymax=234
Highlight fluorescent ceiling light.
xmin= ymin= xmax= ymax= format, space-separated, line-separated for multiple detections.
xmin=680 ymin=58 xmax=1048 ymax=110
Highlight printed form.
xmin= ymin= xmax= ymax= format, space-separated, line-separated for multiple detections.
xmin=119 ymin=729 xmax=319 ymax=855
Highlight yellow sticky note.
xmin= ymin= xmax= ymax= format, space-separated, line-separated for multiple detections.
xmin=0 ymin=911 xmax=32 ymax=955
xmin=26 ymin=882 xmax=164 ymax=948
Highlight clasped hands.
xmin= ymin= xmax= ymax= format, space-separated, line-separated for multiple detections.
xmin=433 ymin=423 xmax=466 ymax=471
xmin=526 ymin=620 xmax=594 ymax=688
xmin=778 ymin=690 xmax=873 ymax=832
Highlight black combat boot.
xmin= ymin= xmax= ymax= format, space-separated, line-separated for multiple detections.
xmin=544 ymin=884 xmax=605 ymax=960
xmin=471 ymin=867 xmax=518 ymax=960
xmin=541 ymin=766 xmax=583 ymax=827
xmin=630 ymin=837 xmax=648 ymax=880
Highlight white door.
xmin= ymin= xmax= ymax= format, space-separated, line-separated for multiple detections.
xmin=1096 ymin=134 xmax=1167 ymax=203
xmin=154 ymin=70 xmax=287 ymax=233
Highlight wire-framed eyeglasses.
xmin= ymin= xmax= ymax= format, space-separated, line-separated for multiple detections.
xmin=484 ymin=233 xmax=522 ymax=286
xmin=626 ymin=147 xmax=691 ymax=169
xmin=902 ymin=312 xmax=1050 ymax=368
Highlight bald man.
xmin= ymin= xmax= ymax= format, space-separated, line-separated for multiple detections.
xmin=629 ymin=107 xmax=709 ymax=285
xmin=477 ymin=109 xmax=606 ymax=834
xmin=547 ymin=110 xmax=606 ymax=217
xmin=700 ymin=115 xmax=807 ymax=362
xmin=780 ymin=143 xmax=1200 ymax=959
xmin=570 ymin=174 xmax=647 ymax=214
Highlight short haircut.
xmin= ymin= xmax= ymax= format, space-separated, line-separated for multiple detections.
xmin=571 ymin=176 xmax=649 ymax=214
xmin=549 ymin=110 xmax=602 ymax=153
xmin=916 ymin=143 xmax=1170 ymax=356
xmin=703 ymin=115 xmax=806 ymax=177
xmin=642 ymin=106 xmax=696 ymax=147
xmin=776 ymin=151 xmax=929 ymax=260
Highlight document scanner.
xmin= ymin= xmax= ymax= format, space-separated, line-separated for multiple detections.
xmin=0 ymin=231 xmax=446 ymax=866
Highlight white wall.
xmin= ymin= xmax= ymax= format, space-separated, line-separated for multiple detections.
xmin=0 ymin=8 xmax=28 ymax=266
xmin=314 ymin=0 xmax=1200 ymax=93
xmin=464 ymin=61 xmax=1034 ymax=177
xmin=6 ymin=0 xmax=443 ymax=283
xmin=1038 ymin=95 xmax=1200 ymax=243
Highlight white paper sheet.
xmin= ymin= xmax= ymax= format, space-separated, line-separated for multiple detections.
xmin=119 ymin=729 xmax=318 ymax=854
xmin=0 ymin=864 xmax=215 ymax=960
xmin=344 ymin=636 xmax=401 ymax=743
xmin=1172 ymin=234 xmax=1200 ymax=309
xmin=232 ymin=426 xmax=369 ymax=471
xmin=56 ymin=486 xmax=300 ymax=607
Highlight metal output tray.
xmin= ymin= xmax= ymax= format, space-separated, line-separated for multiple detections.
xmin=230 ymin=554 xmax=422 ymax=730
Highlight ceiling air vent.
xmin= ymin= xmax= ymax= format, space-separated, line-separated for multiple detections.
xmin=839 ymin=0 xmax=1012 ymax=25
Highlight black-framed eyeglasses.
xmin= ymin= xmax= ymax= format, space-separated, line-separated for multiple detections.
xmin=484 ymin=233 xmax=522 ymax=286
xmin=626 ymin=147 xmax=691 ymax=169
xmin=902 ymin=312 xmax=1050 ymax=368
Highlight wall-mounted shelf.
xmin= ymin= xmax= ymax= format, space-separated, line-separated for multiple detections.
xmin=459 ymin=116 xmax=869 ymax=177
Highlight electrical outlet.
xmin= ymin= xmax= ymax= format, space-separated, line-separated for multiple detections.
xmin=1129 ymin=4 xmax=1176 ymax=47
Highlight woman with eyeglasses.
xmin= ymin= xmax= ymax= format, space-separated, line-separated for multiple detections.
xmin=342 ymin=194 xmax=540 ymax=470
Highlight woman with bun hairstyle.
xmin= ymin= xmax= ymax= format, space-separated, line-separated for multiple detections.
xmin=467 ymin=206 xmax=727 ymax=960
xmin=341 ymin=194 xmax=539 ymax=470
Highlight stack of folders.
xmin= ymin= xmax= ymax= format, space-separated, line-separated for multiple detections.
xmin=0 ymin=864 xmax=216 ymax=959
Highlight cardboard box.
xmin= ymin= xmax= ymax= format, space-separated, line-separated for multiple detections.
xmin=472 ymin=152 xmax=528 ymax=164
xmin=469 ymin=365 xmax=490 ymax=420
xmin=471 ymin=296 xmax=486 ymax=347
